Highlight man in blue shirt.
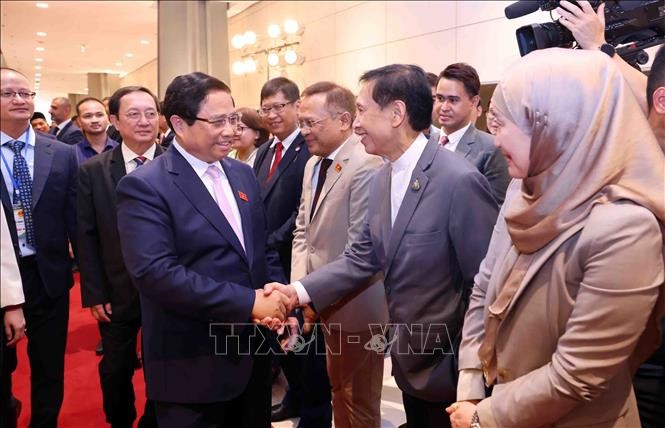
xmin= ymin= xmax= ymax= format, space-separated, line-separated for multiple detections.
xmin=75 ymin=97 xmax=117 ymax=164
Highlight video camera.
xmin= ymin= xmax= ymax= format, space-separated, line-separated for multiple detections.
xmin=505 ymin=0 xmax=665 ymax=67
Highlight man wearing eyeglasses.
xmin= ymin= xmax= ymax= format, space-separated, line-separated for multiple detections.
xmin=115 ymin=72 xmax=289 ymax=427
xmin=77 ymin=86 xmax=163 ymax=427
xmin=48 ymin=96 xmax=85 ymax=146
xmin=0 ymin=67 xmax=78 ymax=428
xmin=252 ymin=78 xmax=325 ymax=425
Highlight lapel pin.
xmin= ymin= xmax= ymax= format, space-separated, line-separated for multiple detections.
xmin=238 ymin=191 xmax=249 ymax=202
xmin=411 ymin=178 xmax=420 ymax=191
xmin=335 ymin=163 xmax=342 ymax=173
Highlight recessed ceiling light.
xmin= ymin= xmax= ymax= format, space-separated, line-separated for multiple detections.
xmin=115 ymin=62 xmax=123 ymax=66
xmin=36 ymin=3 xmax=48 ymax=9
xmin=35 ymin=47 xmax=45 ymax=52
xmin=125 ymin=53 xmax=133 ymax=58
xmin=35 ymin=73 xmax=41 ymax=77
xmin=36 ymin=31 xmax=47 ymax=37
xmin=35 ymin=58 xmax=43 ymax=62
xmin=140 ymin=40 xmax=149 ymax=45
xmin=35 ymin=65 xmax=42 ymax=70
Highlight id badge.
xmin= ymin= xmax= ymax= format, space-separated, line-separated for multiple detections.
xmin=12 ymin=203 xmax=26 ymax=239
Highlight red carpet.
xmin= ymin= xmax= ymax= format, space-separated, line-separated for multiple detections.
xmin=13 ymin=275 xmax=147 ymax=427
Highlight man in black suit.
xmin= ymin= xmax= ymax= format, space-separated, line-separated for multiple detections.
xmin=78 ymin=86 xmax=162 ymax=427
xmin=432 ymin=63 xmax=510 ymax=204
xmin=253 ymin=78 xmax=331 ymax=426
xmin=1 ymin=67 xmax=78 ymax=427
xmin=48 ymin=96 xmax=85 ymax=145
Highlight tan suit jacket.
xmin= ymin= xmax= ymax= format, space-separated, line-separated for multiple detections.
xmin=1 ymin=211 xmax=24 ymax=307
xmin=291 ymin=136 xmax=388 ymax=332
xmin=458 ymin=193 xmax=664 ymax=427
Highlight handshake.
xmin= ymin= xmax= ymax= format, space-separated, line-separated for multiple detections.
xmin=251 ymin=282 xmax=303 ymax=331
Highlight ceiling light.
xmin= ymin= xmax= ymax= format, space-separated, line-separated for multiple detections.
xmin=35 ymin=47 xmax=45 ymax=52
xmin=284 ymin=49 xmax=298 ymax=65
xmin=267 ymin=24 xmax=281 ymax=39
xmin=35 ymin=65 xmax=42 ymax=70
xmin=140 ymin=40 xmax=149 ymax=45
xmin=231 ymin=34 xmax=245 ymax=49
xmin=125 ymin=53 xmax=133 ymax=58
xmin=284 ymin=19 xmax=299 ymax=35
xmin=36 ymin=31 xmax=47 ymax=37
xmin=243 ymin=31 xmax=256 ymax=46
xmin=35 ymin=73 xmax=41 ymax=77
xmin=267 ymin=52 xmax=280 ymax=67
xmin=36 ymin=3 xmax=48 ymax=8
xmin=115 ymin=62 xmax=123 ymax=66
xmin=232 ymin=61 xmax=245 ymax=76
xmin=243 ymin=58 xmax=257 ymax=73
xmin=35 ymin=58 xmax=43 ymax=62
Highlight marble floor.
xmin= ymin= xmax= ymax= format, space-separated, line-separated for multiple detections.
xmin=271 ymin=355 xmax=406 ymax=428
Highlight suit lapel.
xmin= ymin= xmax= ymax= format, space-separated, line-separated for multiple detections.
xmin=311 ymin=140 xmax=353 ymax=222
xmin=109 ymin=145 xmax=126 ymax=185
xmin=455 ymin=125 xmax=476 ymax=159
xmin=303 ymin=157 xmax=317 ymax=224
xmin=32 ymin=135 xmax=55 ymax=208
xmin=254 ymin=142 xmax=271 ymax=186
xmin=58 ymin=121 xmax=73 ymax=138
xmin=384 ymin=139 xmax=437 ymax=275
xmin=221 ymin=158 xmax=254 ymax=263
xmin=168 ymin=149 xmax=249 ymax=264
xmin=263 ymin=132 xmax=305 ymax=199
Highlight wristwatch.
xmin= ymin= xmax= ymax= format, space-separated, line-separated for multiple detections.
xmin=471 ymin=410 xmax=482 ymax=428
xmin=599 ymin=43 xmax=616 ymax=58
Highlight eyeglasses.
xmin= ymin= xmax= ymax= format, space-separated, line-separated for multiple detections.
xmin=123 ymin=110 xmax=159 ymax=121
xmin=1 ymin=90 xmax=36 ymax=100
xmin=194 ymin=113 xmax=241 ymax=128
xmin=298 ymin=112 xmax=343 ymax=130
xmin=258 ymin=101 xmax=293 ymax=116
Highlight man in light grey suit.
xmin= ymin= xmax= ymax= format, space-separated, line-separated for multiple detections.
xmin=433 ymin=63 xmax=510 ymax=204
xmin=292 ymin=81 xmax=387 ymax=428
xmin=265 ymin=64 xmax=499 ymax=428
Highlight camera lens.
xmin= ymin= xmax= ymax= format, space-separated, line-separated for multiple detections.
xmin=516 ymin=22 xmax=575 ymax=56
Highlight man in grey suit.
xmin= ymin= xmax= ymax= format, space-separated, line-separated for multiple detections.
xmin=432 ymin=63 xmax=510 ymax=204
xmin=292 ymin=81 xmax=388 ymax=428
xmin=49 ymin=96 xmax=85 ymax=145
xmin=265 ymin=64 xmax=499 ymax=428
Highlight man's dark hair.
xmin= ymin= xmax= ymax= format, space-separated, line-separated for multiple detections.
xmin=647 ymin=44 xmax=665 ymax=112
xmin=426 ymin=72 xmax=438 ymax=89
xmin=260 ymin=77 xmax=300 ymax=103
xmin=108 ymin=86 xmax=159 ymax=117
xmin=162 ymin=72 xmax=231 ymax=129
xmin=301 ymin=81 xmax=356 ymax=117
xmin=439 ymin=63 xmax=481 ymax=98
xmin=359 ymin=64 xmax=432 ymax=131
xmin=76 ymin=97 xmax=105 ymax=115
xmin=31 ymin=112 xmax=46 ymax=121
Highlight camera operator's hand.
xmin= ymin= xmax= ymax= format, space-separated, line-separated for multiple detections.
xmin=556 ymin=1 xmax=606 ymax=50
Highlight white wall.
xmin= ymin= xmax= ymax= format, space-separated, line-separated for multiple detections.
xmin=227 ymin=1 xmax=558 ymax=107
xmin=119 ymin=59 xmax=158 ymax=95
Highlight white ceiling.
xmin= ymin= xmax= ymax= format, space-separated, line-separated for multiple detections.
xmin=1 ymin=0 xmax=158 ymax=114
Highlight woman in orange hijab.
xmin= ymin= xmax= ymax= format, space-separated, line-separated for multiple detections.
xmin=451 ymin=48 xmax=665 ymax=428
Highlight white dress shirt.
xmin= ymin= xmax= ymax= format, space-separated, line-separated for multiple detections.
xmin=293 ymin=132 xmax=429 ymax=305
xmin=1 ymin=127 xmax=36 ymax=257
xmin=440 ymin=122 xmax=471 ymax=152
xmin=121 ymin=142 xmax=158 ymax=174
xmin=172 ymin=140 xmax=243 ymax=235
xmin=268 ymin=127 xmax=300 ymax=165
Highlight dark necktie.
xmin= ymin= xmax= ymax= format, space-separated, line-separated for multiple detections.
xmin=9 ymin=140 xmax=36 ymax=246
xmin=266 ymin=142 xmax=283 ymax=182
xmin=134 ymin=156 xmax=147 ymax=167
xmin=310 ymin=158 xmax=333 ymax=220
xmin=439 ymin=135 xmax=449 ymax=146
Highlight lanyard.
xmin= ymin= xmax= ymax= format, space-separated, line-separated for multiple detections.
xmin=1 ymin=127 xmax=31 ymax=195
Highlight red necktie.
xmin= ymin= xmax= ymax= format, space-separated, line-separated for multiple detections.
xmin=266 ymin=142 xmax=283 ymax=182
xmin=439 ymin=135 xmax=449 ymax=146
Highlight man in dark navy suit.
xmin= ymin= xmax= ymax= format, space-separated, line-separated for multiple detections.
xmin=48 ymin=96 xmax=85 ymax=145
xmin=116 ymin=72 xmax=290 ymax=427
xmin=0 ymin=67 xmax=78 ymax=427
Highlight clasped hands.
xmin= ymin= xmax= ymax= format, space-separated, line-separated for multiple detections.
xmin=251 ymin=282 xmax=304 ymax=331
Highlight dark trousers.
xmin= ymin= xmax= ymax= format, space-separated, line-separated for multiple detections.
xmin=278 ymin=324 xmax=332 ymax=428
xmin=154 ymin=353 xmax=271 ymax=428
xmin=1 ymin=307 xmax=20 ymax=428
xmin=402 ymin=391 xmax=452 ymax=428
xmin=634 ymin=364 xmax=665 ymax=428
xmin=99 ymin=317 xmax=156 ymax=428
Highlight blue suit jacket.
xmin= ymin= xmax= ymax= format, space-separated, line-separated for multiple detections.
xmin=116 ymin=145 xmax=285 ymax=403
xmin=52 ymin=120 xmax=85 ymax=146
xmin=1 ymin=132 xmax=78 ymax=299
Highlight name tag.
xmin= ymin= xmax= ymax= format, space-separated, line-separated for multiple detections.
xmin=13 ymin=203 xmax=26 ymax=239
